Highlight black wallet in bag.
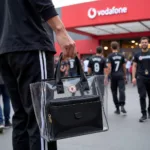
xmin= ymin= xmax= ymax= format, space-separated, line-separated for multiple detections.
xmin=46 ymin=95 xmax=103 ymax=139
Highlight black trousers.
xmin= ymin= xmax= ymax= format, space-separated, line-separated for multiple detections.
xmin=0 ymin=51 xmax=57 ymax=150
xmin=111 ymin=78 xmax=126 ymax=108
xmin=137 ymin=78 xmax=150 ymax=115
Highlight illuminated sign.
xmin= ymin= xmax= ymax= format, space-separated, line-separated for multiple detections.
xmin=88 ymin=7 xmax=128 ymax=19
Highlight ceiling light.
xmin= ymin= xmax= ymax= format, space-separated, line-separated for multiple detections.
xmin=131 ymin=46 xmax=134 ymax=49
xmin=131 ymin=40 xmax=135 ymax=43
xmin=104 ymin=46 xmax=108 ymax=50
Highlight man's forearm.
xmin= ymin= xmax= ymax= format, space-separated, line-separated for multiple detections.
xmin=47 ymin=16 xmax=66 ymax=34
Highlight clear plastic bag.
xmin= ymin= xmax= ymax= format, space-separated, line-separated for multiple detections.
xmin=30 ymin=75 xmax=109 ymax=141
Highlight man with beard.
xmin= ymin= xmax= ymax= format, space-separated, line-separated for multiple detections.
xmin=107 ymin=41 xmax=127 ymax=115
xmin=132 ymin=37 xmax=150 ymax=122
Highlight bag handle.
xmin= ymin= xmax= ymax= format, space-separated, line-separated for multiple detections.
xmin=55 ymin=53 xmax=89 ymax=94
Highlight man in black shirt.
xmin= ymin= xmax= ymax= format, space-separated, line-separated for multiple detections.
xmin=132 ymin=37 xmax=150 ymax=122
xmin=88 ymin=46 xmax=107 ymax=76
xmin=0 ymin=1 xmax=75 ymax=150
xmin=88 ymin=46 xmax=108 ymax=97
xmin=107 ymin=41 xmax=127 ymax=114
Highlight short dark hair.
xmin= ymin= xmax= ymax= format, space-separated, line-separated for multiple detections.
xmin=140 ymin=37 xmax=149 ymax=42
xmin=111 ymin=41 xmax=119 ymax=50
xmin=96 ymin=46 xmax=103 ymax=54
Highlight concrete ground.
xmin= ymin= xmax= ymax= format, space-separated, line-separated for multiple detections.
xmin=0 ymin=84 xmax=150 ymax=150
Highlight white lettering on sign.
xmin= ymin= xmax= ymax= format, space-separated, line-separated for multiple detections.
xmin=88 ymin=6 xmax=128 ymax=19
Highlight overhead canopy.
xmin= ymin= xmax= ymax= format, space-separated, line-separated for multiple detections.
xmin=75 ymin=21 xmax=150 ymax=36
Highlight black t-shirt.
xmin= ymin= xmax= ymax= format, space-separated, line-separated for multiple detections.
xmin=88 ymin=55 xmax=107 ymax=75
xmin=68 ymin=59 xmax=77 ymax=73
xmin=107 ymin=53 xmax=126 ymax=79
xmin=133 ymin=50 xmax=150 ymax=80
xmin=0 ymin=0 xmax=58 ymax=54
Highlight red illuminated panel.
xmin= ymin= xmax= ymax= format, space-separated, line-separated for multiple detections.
xmin=62 ymin=0 xmax=150 ymax=28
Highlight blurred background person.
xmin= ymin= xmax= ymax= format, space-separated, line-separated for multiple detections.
xmin=68 ymin=57 xmax=78 ymax=77
xmin=83 ymin=58 xmax=89 ymax=75
xmin=0 ymin=74 xmax=12 ymax=133
xmin=60 ymin=59 xmax=69 ymax=77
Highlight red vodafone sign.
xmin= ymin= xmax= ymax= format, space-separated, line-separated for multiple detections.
xmin=62 ymin=0 xmax=150 ymax=28
xmin=87 ymin=6 xmax=128 ymax=19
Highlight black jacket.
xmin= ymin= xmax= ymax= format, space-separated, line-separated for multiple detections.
xmin=0 ymin=0 xmax=58 ymax=54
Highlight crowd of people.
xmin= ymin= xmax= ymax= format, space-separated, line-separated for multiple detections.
xmin=57 ymin=37 xmax=150 ymax=123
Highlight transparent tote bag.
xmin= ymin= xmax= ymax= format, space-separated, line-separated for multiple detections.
xmin=30 ymin=55 xmax=109 ymax=142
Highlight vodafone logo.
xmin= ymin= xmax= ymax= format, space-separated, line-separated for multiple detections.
xmin=88 ymin=6 xmax=128 ymax=19
xmin=88 ymin=8 xmax=97 ymax=19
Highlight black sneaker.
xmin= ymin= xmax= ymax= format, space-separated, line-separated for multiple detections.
xmin=139 ymin=115 xmax=147 ymax=122
xmin=121 ymin=106 xmax=127 ymax=114
xmin=0 ymin=123 xmax=4 ymax=133
xmin=114 ymin=108 xmax=120 ymax=115
xmin=5 ymin=121 xmax=12 ymax=128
